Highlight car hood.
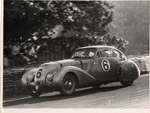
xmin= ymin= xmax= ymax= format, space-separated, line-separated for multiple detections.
xmin=41 ymin=59 xmax=82 ymax=67
xmin=34 ymin=59 xmax=82 ymax=81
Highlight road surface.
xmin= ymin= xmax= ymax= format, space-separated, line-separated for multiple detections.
xmin=3 ymin=74 xmax=149 ymax=108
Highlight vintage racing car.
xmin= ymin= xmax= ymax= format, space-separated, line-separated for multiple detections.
xmin=21 ymin=45 xmax=140 ymax=97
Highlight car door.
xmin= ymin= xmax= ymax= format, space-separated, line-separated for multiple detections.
xmin=90 ymin=48 xmax=121 ymax=82
xmin=72 ymin=48 xmax=95 ymax=71
xmin=79 ymin=48 xmax=95 ymax=72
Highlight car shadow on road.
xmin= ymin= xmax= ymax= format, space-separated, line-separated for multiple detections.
xmin=3 ymin=85 xmax=125 ymax=107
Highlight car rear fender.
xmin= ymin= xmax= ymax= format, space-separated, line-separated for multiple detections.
xmin=117 ymin=60 xmax=140 ymax=81
xmin=53 ymin=66 xmax=96 ymax=88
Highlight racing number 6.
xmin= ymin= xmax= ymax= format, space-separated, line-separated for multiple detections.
xmin=101 ymin=59 xmax=110 ymax=72
xmin=36 ymin=69 xmax=43 ymax=78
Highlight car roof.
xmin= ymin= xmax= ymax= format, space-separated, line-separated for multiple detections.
xmin=77 ymin=45 xmax=117 ymax=50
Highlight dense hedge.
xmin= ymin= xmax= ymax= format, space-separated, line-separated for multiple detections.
xmin=3 ymin=69 xmax=27 ymax=98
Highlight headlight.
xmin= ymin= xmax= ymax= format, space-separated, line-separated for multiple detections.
xmin=46 ymin=73 xmax=54 ymax=82
xmin=27 ymin=75 xmax=34 ymax=82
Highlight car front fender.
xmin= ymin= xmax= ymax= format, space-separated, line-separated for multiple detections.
xmin=52 ymin=66 xmax=96 ymax=88
xmin=21 ymin=68 xmax=37 ymax=86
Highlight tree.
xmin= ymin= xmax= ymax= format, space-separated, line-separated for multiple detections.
xmin=4 ymin=0 xmax=114 ymax=42
xmin=4 ymin=0 xmax=128 ymax=62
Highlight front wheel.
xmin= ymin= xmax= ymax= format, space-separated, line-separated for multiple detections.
xmin=120 ymin=80 xmax=134 ymax=87
xmin=29 ymin=86 xmax=42 ymax=98
xmin=59 ymin=74 xmax=77 ymax=95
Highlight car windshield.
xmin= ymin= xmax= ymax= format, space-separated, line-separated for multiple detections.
xmin=71 ymin=48 xmax=96 ymax=59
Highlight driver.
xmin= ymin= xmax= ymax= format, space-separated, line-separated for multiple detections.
xmin=89 ymin=51 xmax=95 ymax=57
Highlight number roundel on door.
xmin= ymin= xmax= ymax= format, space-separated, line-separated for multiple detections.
xmin=36 ymin=69 xmax=43 ymax=78
xmin=101 ymin=59 xmax=110 ymax=72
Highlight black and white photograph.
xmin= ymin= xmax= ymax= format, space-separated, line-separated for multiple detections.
xmin=1 ymin=0 xmax=149 ymax=112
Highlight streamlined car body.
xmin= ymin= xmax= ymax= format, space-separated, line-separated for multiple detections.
xmin=21 ymin=45 xmax=140 ymax=97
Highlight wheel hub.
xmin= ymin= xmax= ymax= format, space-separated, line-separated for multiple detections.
xmin=64 ymin=81 xmax=73 ymax=90
xmin=35 ymin=85 xmax=39 ymax=90
xmin=32 ymin=85 xmax=39 ymax=93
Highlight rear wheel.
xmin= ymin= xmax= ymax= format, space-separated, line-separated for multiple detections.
xmin=60 ymin=74 xmax=77 ymax=95
xmin=120 ymin=80 xmax=134 ymax=87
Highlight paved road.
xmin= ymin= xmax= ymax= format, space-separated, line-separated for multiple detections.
xmin=3 ymin=74 xmax=149 ymax=108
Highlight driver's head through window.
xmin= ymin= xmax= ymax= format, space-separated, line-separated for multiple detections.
xmin=88 ymin=51 xmax=95 ymax=57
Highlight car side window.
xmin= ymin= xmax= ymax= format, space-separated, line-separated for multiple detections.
xmin=97 ymin=49 xmax=112 ymax=58
xmin=111 ymin=50 xmax=121 ymax=58
xmin=111 ymin=50 xmax=126 ymax=59
xmin=96 ymin=48 xmax=126 ymax=59
xmin=102 ymin=50 xmax=112 ymax=57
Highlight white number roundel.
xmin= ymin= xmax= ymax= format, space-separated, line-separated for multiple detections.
xmin=101 ymin=59 xmax=110 ymax=71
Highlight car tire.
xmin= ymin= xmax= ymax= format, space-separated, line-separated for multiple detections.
xmin=29 ymin=86 xmax=42 ymax=98
xmin=120 ymin=80 xmax=134 ymax=87
xmin=60 ymin=74 xmax=77 ymax=95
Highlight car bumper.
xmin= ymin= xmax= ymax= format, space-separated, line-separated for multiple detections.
xmin=27 ymin=81 xmax=57 ymax=92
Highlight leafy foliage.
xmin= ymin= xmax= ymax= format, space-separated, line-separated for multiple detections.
xmin=4 ymin=0 xmax=114 ymax=41
xmin=4 ymin=0 xmax=128 ymax=62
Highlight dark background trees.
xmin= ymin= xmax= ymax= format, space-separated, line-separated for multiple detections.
xmin=4 ymin=0 xmax=130 ymax=66
xmin=4 ymin=1 xmax=115 ymax=41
